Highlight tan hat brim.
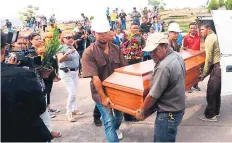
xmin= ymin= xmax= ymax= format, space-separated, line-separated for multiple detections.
xmin=142 ymin=43 xmax=159 ymax=52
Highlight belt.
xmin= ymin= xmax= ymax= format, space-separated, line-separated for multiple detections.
xmin=60 ymin=67 xmax=78 ymax=71
xmin=214 ymin=63 xmax=220 ymax=67
xmin=158 ymin=109 xmax=185 ymax=114
xmin=69 ymin=68 xmax=78 ymax=71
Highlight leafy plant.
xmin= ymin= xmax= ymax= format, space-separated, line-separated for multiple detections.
xmin=42 ymin=27 xmax=63 ymax=68
xmin=225 ymin=0 xmax=232 ymax=9
xmin=208 ymin=0 xmax=219 ymax=11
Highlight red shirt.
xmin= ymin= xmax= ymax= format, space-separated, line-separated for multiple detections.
xmin=183 ymin=33 xmax=200 ymax=50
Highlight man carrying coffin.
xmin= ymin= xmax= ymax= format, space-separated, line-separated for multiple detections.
xmin=135 ymin=33 xmax=186 ymax=142
xmin=81 ymin=16 xmax=128 ymax=142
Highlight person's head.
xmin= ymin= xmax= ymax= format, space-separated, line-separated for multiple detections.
xmin=109 ymin=29 xmax=115 ymax=42
xmin=142 ymin=16 xmax=148 ymax=23
xmin=168 ymin=22 xmax=181 ymax=40
xmin=60 ymin=31 xmax=74 ymax=46
xmin=144 ymin=7 xmax=147 ymax=10
xmin=143 ymin=33 xmax=148 ymax=41
xmin=13 ymin=35 xmax=28 ymax=50
xmin=28 ymin=33 xmax=42 ymax=48
xmin=121 ymin=9 xmax=124 ymax=13
xmin=150 ymin=27 xmax=155 ymax=33
xmin=189 ymin=22 xmax=198 ymax=35
xmin=107 ymin=7 xmax=109 ymax=10
xmin=133 ymin=7 xmax=136 ymax=12
xmin=200 ymin=21 xmax=212 ymax=38
xmin=143 ymin=33 xmax=169 ymax=63
xmin=113 ymin=10 xmax=116 ymax=13
xmin=139 ymin=29 xmax=144 ymax=35
xmin=5 ymin=19 xmax=9 ymax=22
xmin=115 ymin=8 xmax=118 ymax=11
xmin=157 ymin=14 xmax=161 ymax=20
xmin=81 ymin=13 xmax=84 ymax=16
xmin=116 ymin=28 xmax=121 ymax=34
xmin=153 ymin=17 xmax=158 ymax=23
xmin=1 ymin=31 xmax=8 ymax=61
xmin=130 ymin=23 xmax=139 ymax=34
xmin=77 ymin=23 xmax=82 ymax=30
xmin=91 ymin=16 xmax=111 ymax=45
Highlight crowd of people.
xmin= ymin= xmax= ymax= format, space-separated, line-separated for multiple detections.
xmin=1 ymin=6 xmax=221 ymax=142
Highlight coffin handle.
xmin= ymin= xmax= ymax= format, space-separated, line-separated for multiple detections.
xmin=110 ymin=104 xmax=136 ymax=116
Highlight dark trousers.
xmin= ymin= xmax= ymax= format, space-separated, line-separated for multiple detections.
xmin=44 ymin=79 xmax=53 ymax=105
xmin=154 ymin=111 xmax=184 ymax=142
xmin=78 ymin=50 xmax=84 ymax=73
xmin=93 ymin=104 xmax=101 ymax=119
xmin=204 ymin=63 xmax=221 ymax=118
xmin=42 ymin=25 xmax=47 ymax=32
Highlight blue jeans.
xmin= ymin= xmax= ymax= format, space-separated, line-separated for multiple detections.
xmin=154 ymin=111 xmax=184 ymax=142
xmin=121 ymin=19 xmax=126 ymax=30
xmin=96 ymin=103 xmax=123 ymax=142
xmin=133 ymin=19 xmax=140 ymax=26
xmin=111 ymin=21 xmax=115 ymax=29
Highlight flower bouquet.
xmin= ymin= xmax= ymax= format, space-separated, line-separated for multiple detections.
xmin=39 ymin=27 xmax=62 ymax=78
xmin=121 ymin=33 xmax=143 ymax=62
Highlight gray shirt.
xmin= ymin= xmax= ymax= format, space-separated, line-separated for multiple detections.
xmin=57 ymin=44 xmax=80 ymax=69
xmin=149 ymin=48 xmax=186 ymax=112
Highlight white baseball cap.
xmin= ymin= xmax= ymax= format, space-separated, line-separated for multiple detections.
xmin=143 ymin=33 xmax=168 ymax=52
xmin=168 ymin=22 xmax=181 ymax=32
xmin=91 ymin=16 xmax=111 ymax=33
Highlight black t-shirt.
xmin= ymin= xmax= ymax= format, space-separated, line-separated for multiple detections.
xmin=73 ymin=33 xmax=85 ymax=51
xmin=140 ymin=22 xmax=152 ymax=33
xmin=6 ymin=21 xmax=12 ymax=28
xmin=119 ymin=13 xmax=127 ymax=21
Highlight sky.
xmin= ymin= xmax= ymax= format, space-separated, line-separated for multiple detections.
xmin=0 ymin=0 xmax=207 ymax=26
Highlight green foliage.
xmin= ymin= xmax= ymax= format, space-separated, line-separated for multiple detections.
xmin=42 ymin=27 xmax=63 ymax=68
xmin=225 ymin=0 xmax=232 ymax=9
xmin=149 ymin=0 xmax=166 ymax=10
xmin=208 ymin=0 xmax=219 ymax=11
xmin=219 ymin=0 xmax=225 ymax=6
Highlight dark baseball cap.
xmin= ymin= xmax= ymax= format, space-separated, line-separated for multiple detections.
xmin=1 ymin=31 xmax=8 ymax=49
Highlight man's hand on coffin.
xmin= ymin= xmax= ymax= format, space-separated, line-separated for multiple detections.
xmin=135 ymin=109 xmax=145 ymax=121
xmin=102 ymin=97 xmax=114 ymax=109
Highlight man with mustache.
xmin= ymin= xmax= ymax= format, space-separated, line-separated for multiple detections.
xmin=81 ymin=16 xmax=128 ymax=142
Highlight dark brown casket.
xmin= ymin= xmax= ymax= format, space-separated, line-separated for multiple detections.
xmin=102 ymin=50 xmax=205 ymax=117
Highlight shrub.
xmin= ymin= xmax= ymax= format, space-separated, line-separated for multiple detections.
xmin=208 ymin=0 xmax=219 ymax=11
xmin=225 ymin=0 xmax=232 ymax=10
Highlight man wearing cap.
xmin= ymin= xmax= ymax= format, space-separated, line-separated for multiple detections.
xmin=135 ymin=33 xmax=186 ymax=142
xmin=168 ymin=22 xmax=182 ymax=52
xmin=81 ymin=17 xmax=128 ymax=142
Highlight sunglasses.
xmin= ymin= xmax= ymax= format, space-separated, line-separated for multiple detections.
xmin=64 ymin=36 xmax=73 ymax=40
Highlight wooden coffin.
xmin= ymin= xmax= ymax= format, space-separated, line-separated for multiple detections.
xmin=102 ymin=50 xmax=205 ymax=116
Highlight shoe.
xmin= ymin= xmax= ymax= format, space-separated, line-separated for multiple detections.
xmin=72 ymin=110 xmax=84 ymax=115
xmin=199 ymin=115 xmax=217 ymax=122
xmin=94 ymin=118 xmax=102 ymax=126
xmin=194 ymin=85 xmax=201 ymax=91
xmin=49 ymin=109 xmax=60 ymax=113
xmin=216 ymin=114 xmax=220 ymax=117
xmin=50 ymin=114 xmax=56 ymax=118
xmin=67 ymin=113 xmax=76 ymax=122
xmin=116 ymin=130 xmax=123 ymax=140
xmin=187 ymin=87 xmax=194 ymax=93
xmin=51 ymin=131 xmax=62 ymax=138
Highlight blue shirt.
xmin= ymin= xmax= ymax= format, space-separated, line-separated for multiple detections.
xmin=176 ymin=34 xmax=183 ymax=46
xmin=112 ymin=36 xmax=120 ymax=47
xmin=106 ymin=10 xmax=110 ymax=16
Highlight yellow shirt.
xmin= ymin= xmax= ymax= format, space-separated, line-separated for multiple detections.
xmin=110 ymin=12 xmax=117 ymax=22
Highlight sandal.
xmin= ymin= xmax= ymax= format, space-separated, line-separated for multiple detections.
xmin=51 ymin=131 xmax=62 ymax=138
xmin=72 ymin=110 xmax=84 ymax=115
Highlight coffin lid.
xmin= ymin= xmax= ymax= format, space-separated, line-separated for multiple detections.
xmin=103 ymin=50 xmax=205 ymax=95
